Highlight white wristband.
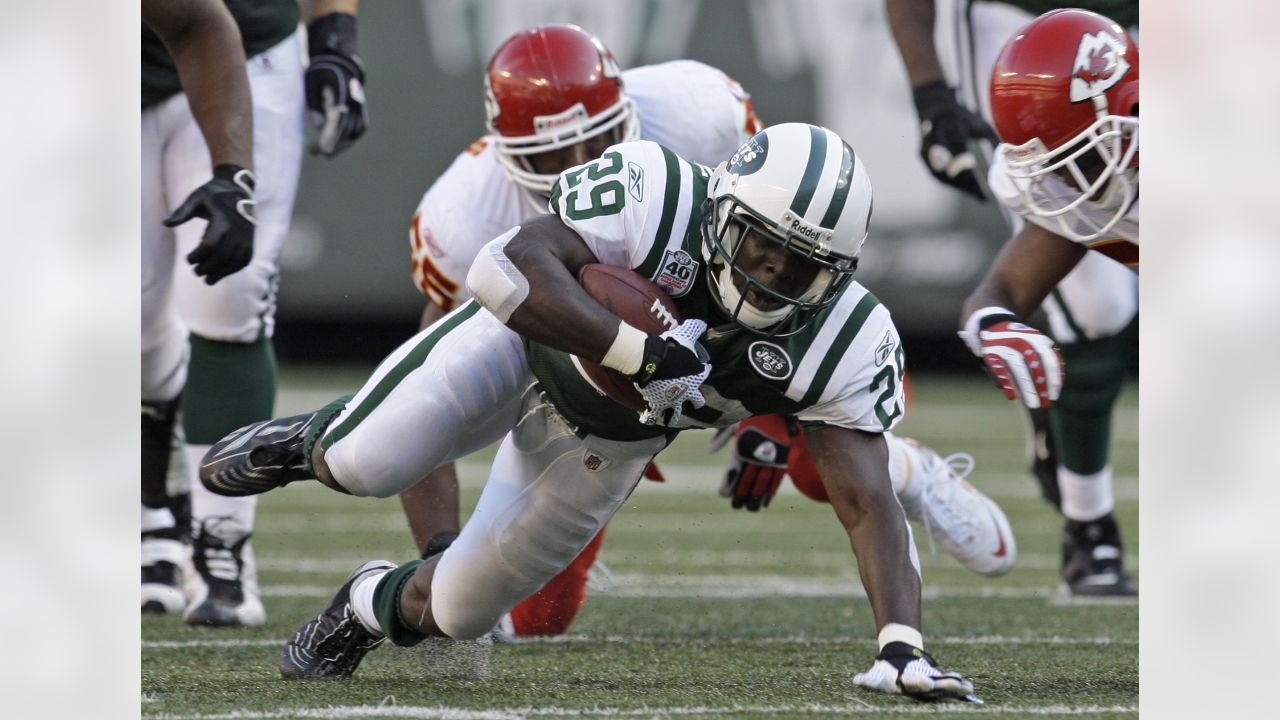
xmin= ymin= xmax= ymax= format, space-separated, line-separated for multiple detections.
xmin=959 ymin=305 xmax=1016 ymax=357
xmin=878 ymin=623 xmax=924 ymax=651
xmin=601 ymin=322 xmax=649 ymax=376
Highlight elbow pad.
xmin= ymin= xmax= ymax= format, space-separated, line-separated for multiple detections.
xmin=466 ymin=226 xmax=529 ymax=323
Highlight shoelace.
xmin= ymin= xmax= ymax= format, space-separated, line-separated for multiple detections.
xmin=917 ymin=451 xmax=977 ymax=562
xmin=195 ymin=518 xmax=245 ymax=584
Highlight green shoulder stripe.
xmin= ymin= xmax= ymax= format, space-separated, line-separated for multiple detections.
xmin=636 ymin=146 xmax=684 ymax=275
xmin=800 ymin=292 xmax=880 ymax=407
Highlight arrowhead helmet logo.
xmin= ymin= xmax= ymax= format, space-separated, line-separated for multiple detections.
xmin=1069 ymin=31 xmax=1131 ymax=103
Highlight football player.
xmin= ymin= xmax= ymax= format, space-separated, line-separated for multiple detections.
xmin=958 ymin=8 xmax=1138 ymax=595
xmin=399 ymin=24 xmax=763 ymax=637
xmin=142 ymin=0 xmax=369 ymax=626
xmin=400 ymin=24 xmax=1013 ymax=638
xmin=201 ymin=123 xmax=993 ymax=701
xmin=886 ymin=0 xmax=1138 ymax=596
xmin=142 ymin=0 xmax=255 ymax=618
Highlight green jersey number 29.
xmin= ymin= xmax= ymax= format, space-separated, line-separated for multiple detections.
xmin=558 ymin=151 xmax=625 ymax=220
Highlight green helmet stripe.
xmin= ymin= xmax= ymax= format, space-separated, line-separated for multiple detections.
xmin=818 ymin=142 xmax=856 ymax=231
xmin=788 ymin=125 xmax=828 ymax=218
xmin=800 ymin=291 xmax=880 ymax=406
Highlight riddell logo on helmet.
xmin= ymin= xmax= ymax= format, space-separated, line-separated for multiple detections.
xmin=1069 ymin=31 xmax=1130 ymax=103
xmin=534 ymin=104 xmax=589 ymax=133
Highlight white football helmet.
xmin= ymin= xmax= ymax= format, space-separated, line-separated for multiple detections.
xmin=701 ymin=123 xmax=873 ymax=336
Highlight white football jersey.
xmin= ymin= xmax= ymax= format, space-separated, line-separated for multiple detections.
xmin=525 ymin=140 xmax=905 ymax=440
xmin=409 ymin=60 xmax=761 ymax=310
xmin=988 ymin=152 xmax=1139 ymax=268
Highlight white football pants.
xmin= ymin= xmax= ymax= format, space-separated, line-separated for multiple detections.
xmin=318 ymin=302 xmax=666 ymax=639
xmin=141 ymin=28 xmax=305 ymax=402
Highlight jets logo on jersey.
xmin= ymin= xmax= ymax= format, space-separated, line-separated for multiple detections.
xmin=874 ymin=330 xmax=896 ymax=367
xmin=748 ymin=341 xmax=793 ymax=380
xmin=1069 ymin=31 xmax=1131 ymax=103
xmin=654 ymin=249 xmax=698 ymax=297
xmin=729 ymin=135 xmax=768 ymax=175
xmin=628 ymin=161 xmax=644 ymax=202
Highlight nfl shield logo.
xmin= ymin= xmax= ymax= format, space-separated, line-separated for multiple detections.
xmin=583 ymin=449 xmax=611 ymax=472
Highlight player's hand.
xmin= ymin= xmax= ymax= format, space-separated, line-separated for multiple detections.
xmin=164 ymin=164 xmax=256 ymax=285
xmin=719 ymin=421 xmax=792 ymax=511
xmin=306 ymin=12 xmax=367 ymax=157
xmin=961 ymin=309 xmax=1064 ymax=409
xmin=912 ymin=81 xmax=998 ymax=201
xmin=853 ymin=642 xmax=980 ymax=702
xmin=631 ymin=319 xmax=711 ymax=427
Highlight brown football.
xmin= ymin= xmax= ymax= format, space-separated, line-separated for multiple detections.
xmin=576 ymin=264 xmax=683 ymax=411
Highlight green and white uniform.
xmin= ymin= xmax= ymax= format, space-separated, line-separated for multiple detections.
xmin=316 ymin=140 xmax=905 ymax=639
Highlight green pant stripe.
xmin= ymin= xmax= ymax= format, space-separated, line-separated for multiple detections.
xmin=321 ymin=302 xmax=482 ymax=451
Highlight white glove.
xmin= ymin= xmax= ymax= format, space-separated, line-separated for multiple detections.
xmin=631 ymin=319 xmax=710 ymax=427
xmin=960 ymin=307 xmax=1064 ymax=409
xmin=853 ymin=642 xmax=980 ymax=703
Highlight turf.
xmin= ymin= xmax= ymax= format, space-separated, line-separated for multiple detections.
xmin=142 ymin=371 xmax=1137 ymax=719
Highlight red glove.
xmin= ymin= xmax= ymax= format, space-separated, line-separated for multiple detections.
xmin=718 ymin=415 xmax=794 ymax=511
xmin=961 ymin=308 xmax=1064 ymax=409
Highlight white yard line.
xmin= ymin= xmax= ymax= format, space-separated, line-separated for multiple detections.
xmin=143 ymin=702 xmax=1139 ymax=719
xmin=246 ymin=579 xmax=1136 ymax=602
xmin=144 ymin=634 xmax=1135 ymax=650
xmin=254 ymin=552 xmax=1136 ymax=574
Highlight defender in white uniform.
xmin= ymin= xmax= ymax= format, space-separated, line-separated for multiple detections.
xmin=960 ymin=9 xmax=1139 ymax=595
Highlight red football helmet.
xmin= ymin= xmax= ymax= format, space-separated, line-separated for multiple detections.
xmin=989 ymin=9 xmax=1139 ymax=241
xmin=484 ymin=24 xmax=640 ymax=193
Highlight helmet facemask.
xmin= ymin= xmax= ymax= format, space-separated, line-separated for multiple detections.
xmin=700 ymin=194 xmax=855 ymax=337
xmin=1002 ymin=105 xmax=1139 ymax=242
xmin=490 ymin=93 xmax=640 ymax=195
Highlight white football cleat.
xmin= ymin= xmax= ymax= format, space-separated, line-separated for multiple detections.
xmin=141 ymin=536 xmax=189 ymax=614
xmin=183 ymin=517 xmax=266 ymax=627
xmin=900 ymin=440 xmax=1016 ymax=577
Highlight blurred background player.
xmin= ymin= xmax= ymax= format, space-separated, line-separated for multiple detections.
xmin=141 ymin=0 xmax=371 ymax=626
xmin=886 ymin=0 xmax=1138 ymax=596
xmin=142 ymin=0 xmax=256 ymax=617
xmin=959 ymin=7 xmax=1138 ymax=595
xmin=400 ymin=23 xmax=762 ymax=637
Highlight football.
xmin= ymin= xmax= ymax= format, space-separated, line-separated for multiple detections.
xmin=576 ymin=264 xmax=682 ymax=411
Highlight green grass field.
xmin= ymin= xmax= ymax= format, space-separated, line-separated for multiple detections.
xmin=142 ymin=369 xmax=1138 ymax=719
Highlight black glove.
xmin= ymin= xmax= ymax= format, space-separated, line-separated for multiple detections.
xmin=911 ymin=81 xmax=998 ymax=201
xmin=164 ymin=164 xmax=256 ymax=285
xmin=306 ymin=12 xmax=367 ymax=157
xmin=853 ymin=641 xmax=980 ymax=702
xmin=720 ymin=421 xmax=794 ymax=511
xmin=629 ymin=319 xmax=711 ymax=427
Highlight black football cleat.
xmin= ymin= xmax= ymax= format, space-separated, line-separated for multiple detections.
xmin=183 ymin=518 xmax=266 ymax=627
xmin=200 ymin=413 xmax=316 ymax=497
xmin=1062 ymin=513 xmax=1136 ymax=597
xmin=279 ymin=560 xmax=396 ymax=679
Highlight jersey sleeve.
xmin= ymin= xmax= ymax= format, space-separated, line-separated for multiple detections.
xmin=547 ymin=140 xmax=684 ymax=270
xmin=793 ymin=298 xmax=907 ymax=434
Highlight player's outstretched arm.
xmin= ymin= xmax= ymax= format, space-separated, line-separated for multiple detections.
xmin=806 ymin=424 xmax=979 ymax=702
xmin=959 ymin=224 xmax=1081 ymax=408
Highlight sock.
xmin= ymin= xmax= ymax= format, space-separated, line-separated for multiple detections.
xmin=1058 ymin=466 xmax=1115 ymax=522
xmin=188 ymin=444 xmax=259 ymax=534
xmin=350 ymin=568 xmax=391 ymax=635
xmin=884 ymin=433 xmax=919 ymax=502
xmin=182 ymin=335 xmax=277 ymax=444
xmin=372 ymin=560 xmax=428 ymax=647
